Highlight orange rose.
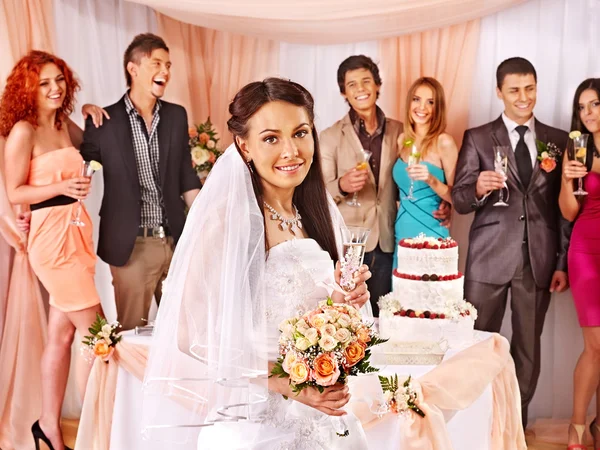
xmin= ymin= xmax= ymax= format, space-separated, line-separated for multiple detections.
xmin=188 ymin=127 xmax=198 ymax=138
xmin=208 ymin=152 xmax=216 ymax=164
xmin=93 ymin=339 xmax=114 ymax=361
xmin=344 ymin=341 xmax=366 ymax=367
xmin=356 ymin=327 xmax=371 ymax=344
xmin=313 ymin=353 xmax=340 ymax=386
xmin=540 ymin=157 xmax=557 ymax=173
xmin=199 ymin=132 xmax=210 ymax=145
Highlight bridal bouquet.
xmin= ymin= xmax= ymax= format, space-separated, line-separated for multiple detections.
xmin=271 ymin=298 xmax=386 ymax=395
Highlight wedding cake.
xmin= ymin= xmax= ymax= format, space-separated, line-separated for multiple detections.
xmin=378 ymin=234 xmax=477 ymax=349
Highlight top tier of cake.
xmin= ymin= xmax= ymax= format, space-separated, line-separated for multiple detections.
xmin=397 ymin=236 xmax=458 ymax=276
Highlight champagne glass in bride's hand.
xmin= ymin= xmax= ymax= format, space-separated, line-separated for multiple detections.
xmin=339 ymin=227 xmax=370 ymax=292
xmin=404 ymin=144 xmax=421 ymax=201
xmin=347 ymin=149 xmax=372 ymax=207
xmin=71 ymin=160 xmax=102 ymax=226
xmin=571 ymin=132 xmax=589 ymax=196
xmin=493 ymin=146 xmax=510 ymax=207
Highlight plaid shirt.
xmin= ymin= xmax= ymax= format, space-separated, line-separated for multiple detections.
xmin=124 ymin=93 xmax=165 ymax=227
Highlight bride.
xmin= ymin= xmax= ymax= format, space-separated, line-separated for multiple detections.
xmin=142 ymin=78 xmax=373 ymax=449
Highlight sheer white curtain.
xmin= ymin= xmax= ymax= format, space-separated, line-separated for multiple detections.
xmin=463 ymin=0 xmax=600 ymax=422
xmin=278 ymin=41 xmax=380 ymax=131
xmin=52 ymin=0 xmax=157 ymax=418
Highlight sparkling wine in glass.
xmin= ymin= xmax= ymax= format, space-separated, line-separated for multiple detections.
xmin=339 ymin=226 xmax=370 ymax=292
xmin=347 ymin=149 xmax=372 ymax=207
xmin=403 ymin=144 xmax=421 ymax=201
xmin=572 ymin=134 xmax=589 ymax=196
xmin=493 ymin=146 xmax=510 ymax=207
xmin=71 ymin=161 xmax=94 ymax=227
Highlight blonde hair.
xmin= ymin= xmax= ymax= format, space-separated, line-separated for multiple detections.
xmin=401 ymin=77 xmax=447 ymax=158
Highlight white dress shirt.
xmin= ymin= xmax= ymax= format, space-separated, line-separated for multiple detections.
xmin=501 ymin=113 xmax=537 ymax=167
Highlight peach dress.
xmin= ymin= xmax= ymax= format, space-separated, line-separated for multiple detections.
xmin=27 ymin=147 xmax=101 ymax=312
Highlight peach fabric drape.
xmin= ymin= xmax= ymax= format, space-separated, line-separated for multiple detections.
xmin=157 ymin=13 xmax=278 ymax=144
xmin=378 ymin=19 xmax=481 ymax=148
xmin=355 ymin=334 xmax=526 ymax=449
xmin=127 ymin=0 xmax=525 ymax=44
xmin=0 ymin=140 xmax=48 ymax=450
xmin=0 ymin=0 xmax=55 ymax=86
xmin=74 ymin=341 xmax=148 ymax=450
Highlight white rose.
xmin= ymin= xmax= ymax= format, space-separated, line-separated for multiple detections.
xmin=310 ymin=314 xmax=327 ymax=329
xmin=541 ymin=151 xmax=549 ymax=159
xmin=296 ymin=319 xmax=310 ymax=334
xmin=282 ymin=352 xmax=298 ymax=373
xmin=281 ymin=323 xmax=294 ymax=340
xmin=320 ymin=324 xmax=337 ymax=337
xmin=337 ymin=314 xmax=351 ymax=328
xmin=191 ymin=147 xmax=210 ymax=165
xmin=325 ymin=309 xmax=340 ymax=322
xmin=206 ymin=139 xmax=216 ymax=149
xmin=319 ymin=335 xmax=338 ymax=351
xmin=384 ymin=390 xmax=394 ymax=403
xmin=295 ymin=337 xmax=311 ymax=351
xmin=304 ymin=328 xmax=319 ymax=346
xmin=335 ymin=327 xmax=352 ymax=344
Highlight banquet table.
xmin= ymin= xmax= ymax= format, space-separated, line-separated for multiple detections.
xmin=106 ymin=331 xmax=495 ymax=449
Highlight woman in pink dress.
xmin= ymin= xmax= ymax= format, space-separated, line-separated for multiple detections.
xmin=560 ymin=78 xmax=600 ymax=449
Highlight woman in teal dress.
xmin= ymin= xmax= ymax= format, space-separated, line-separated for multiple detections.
xmin=393 ymin=77 xmax=458 ymax=268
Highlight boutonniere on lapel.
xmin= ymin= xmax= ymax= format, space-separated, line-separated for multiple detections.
xmin=535 ymin=140 xmax=562 ymax=173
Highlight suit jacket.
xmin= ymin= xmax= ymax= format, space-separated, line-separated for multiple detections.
xmin=452 ymin=115 xmax=571 ymax=288
xmin=81 ymin=96 xmax=201 ymax=267
xmin=320 ymin=113 xmax=403 ymax=253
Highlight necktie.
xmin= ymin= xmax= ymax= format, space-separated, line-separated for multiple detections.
xmin=515 ymin=125 xmax=532 ymax=187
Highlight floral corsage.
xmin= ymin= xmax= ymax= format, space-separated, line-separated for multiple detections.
xmin=535 ymin=140 xmax=562 ymax=173
xmin=379 ymin=374 xmax=425 ymax=418
xmin=81 ymin=313 xmax=122 ymax=363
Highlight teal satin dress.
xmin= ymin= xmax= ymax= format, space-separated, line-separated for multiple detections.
xmin=392 ymin=159 xmax=449 ymax=268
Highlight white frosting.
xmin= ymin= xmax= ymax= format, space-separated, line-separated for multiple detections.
xmin=379 ymin=313 xmax=475 ymax=348
xmin=391 ymin=276 xmax=464 ymax=312
xmin=396 ymin=246 xmax=458 ymax=276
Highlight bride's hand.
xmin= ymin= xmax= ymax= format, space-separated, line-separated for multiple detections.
xmin=332 ymin=263 xmax=371 ymax=309
xmin=293 ymin=383 xmax=350 ymax=416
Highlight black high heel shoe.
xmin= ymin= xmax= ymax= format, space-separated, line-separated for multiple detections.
xmin=591 ymin=417 xmax=600 ymax=450
xmin=31 ymin=420 xmax=73 ymax=450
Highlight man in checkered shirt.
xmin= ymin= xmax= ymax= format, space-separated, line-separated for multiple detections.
xmin=81 ymin=34 xmax=201 ymax=330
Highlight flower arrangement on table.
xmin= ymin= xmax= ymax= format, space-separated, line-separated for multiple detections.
xmin=189 ymin=117 xmax=223 ymax=182
xmin=271 ymin=298 xmax=386 ymax=395
xmin=379 ymin=374 xmax=425 ymax=417
xmin=81 ymin=313 xmax=122 ymax=363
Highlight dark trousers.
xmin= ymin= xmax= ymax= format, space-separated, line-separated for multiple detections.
xmin=465 ymin=244 xmax=551 ymax=429
xmin=363 ymin=245 xmax=393 ymax=317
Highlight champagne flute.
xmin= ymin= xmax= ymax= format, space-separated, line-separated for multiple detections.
xmin=403 ymin=144 xmax=421 ymax=201
xmin=347 ymin=149 xmax=372 ymax=207
xmin=572 ymin=134 xmax=589 ymax=196
xmin=71 ymin=161 xmax=94 ymax=227
xmin=493 ymin=146 xmax=510 ymax=207
xmin=339 ymin=226 xmax=370 ymax=292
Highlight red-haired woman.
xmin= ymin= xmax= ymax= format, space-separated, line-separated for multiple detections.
xmin=0 ymin=50 xmax=107 ymax=450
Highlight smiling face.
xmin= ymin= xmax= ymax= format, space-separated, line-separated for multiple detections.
xmin=128 ymin=48 xmax=171 ymax=99
xmin=37 ymin=63 xmax=66 ymax=113
xmin=578 ymin=88 xmax=600 ymax=135
xmin=496 ymin=73 xmax=537 ymax=124
xmin=236 ymin=100 xmax=314 ymax=193
xmin=342 ymin=68 xmax=380 ymax=114
xmin=410 ymin=84 xmax=435 ymax=126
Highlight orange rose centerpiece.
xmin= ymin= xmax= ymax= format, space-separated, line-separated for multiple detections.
xmin=82 ymin=313 xmax=122 ymax=363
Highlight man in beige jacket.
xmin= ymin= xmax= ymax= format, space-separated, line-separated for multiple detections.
xmin=321 ymin=55 xmax=402 ymax=316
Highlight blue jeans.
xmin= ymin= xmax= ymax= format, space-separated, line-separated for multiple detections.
xmin=363 ymin=245 xmax=393 ymax=317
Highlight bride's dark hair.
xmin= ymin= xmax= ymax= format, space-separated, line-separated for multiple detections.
xmin=227 ymin=77 xmax=339 ymax=262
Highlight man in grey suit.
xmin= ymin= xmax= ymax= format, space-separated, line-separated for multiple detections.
xmin=452 ymin=57 xmax=571 ymax=429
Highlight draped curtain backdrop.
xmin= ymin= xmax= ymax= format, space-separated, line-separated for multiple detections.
xmin=126 ymin=0 xmax=525 ymax=44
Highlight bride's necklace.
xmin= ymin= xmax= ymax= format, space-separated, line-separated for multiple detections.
xmin=263 ymin=201 xmax=303 ymax=236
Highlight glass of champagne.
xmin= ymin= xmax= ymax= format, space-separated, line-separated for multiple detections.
xmin=339 ymin=226 xmax=371 ymax=292
xmin=572 ymin=134 xmax=589 ymax=196
xmin=403 ymin=144 xmax=421 ymax=201
xmin=71 ymin=161 xmax=94 ymax=227
xmin=493 ymin=146 xmax=510 ymax=207
xmin=347 ymin=149 xmax=372 ymax=207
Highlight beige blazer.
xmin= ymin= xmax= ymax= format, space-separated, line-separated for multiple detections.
xmin=320 ymin=113 xmax=403 ymax=253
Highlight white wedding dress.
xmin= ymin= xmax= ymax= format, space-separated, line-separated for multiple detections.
xmin=197 ymin=238 xmax=369 ymax=450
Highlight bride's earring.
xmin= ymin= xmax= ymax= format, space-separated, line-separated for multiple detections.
xmin=245 ymin=157 xmax=254 ymax=173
